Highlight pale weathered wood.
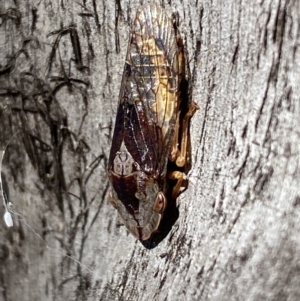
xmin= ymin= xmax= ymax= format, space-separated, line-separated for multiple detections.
xmin=0 ymin=0 xmax=300 ymax=300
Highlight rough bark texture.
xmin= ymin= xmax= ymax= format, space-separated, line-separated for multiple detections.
xmin=1 ymin=0 xmax=300 ymax=301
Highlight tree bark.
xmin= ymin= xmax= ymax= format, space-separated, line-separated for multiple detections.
xmin=1 ymin=0 xmax=300 ymax=301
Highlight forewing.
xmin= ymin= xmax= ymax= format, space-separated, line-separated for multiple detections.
xmin=109 ymin=4 xmax=180 ymax=176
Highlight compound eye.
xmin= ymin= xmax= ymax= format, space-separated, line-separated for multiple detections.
xmin=109 ymin=191 xmax=118 ymax=209
xmin=153 ymin=192 xmax=167 ymax=213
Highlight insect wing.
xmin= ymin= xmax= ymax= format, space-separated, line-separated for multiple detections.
xmin=108 ymin=4 xmax=181 ymax=240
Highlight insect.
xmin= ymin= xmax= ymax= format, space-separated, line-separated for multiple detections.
xmin=107 ymin=3 xmax=198 ymax=241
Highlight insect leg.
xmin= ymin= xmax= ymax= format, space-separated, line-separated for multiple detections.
xmin=167 ymin=170 xmax=185 ymax=199
xmin=176 ymin=101 xmax=199 ymax=167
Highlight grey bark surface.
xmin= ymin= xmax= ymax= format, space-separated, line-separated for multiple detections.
xmin=0 ymin=0 xmax=300 ymax=301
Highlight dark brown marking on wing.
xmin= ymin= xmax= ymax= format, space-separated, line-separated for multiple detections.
xmin=110 ymin=173 xmax=139 ymax=215
xmin=108 ymin=101 xmax=159 ymax=175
